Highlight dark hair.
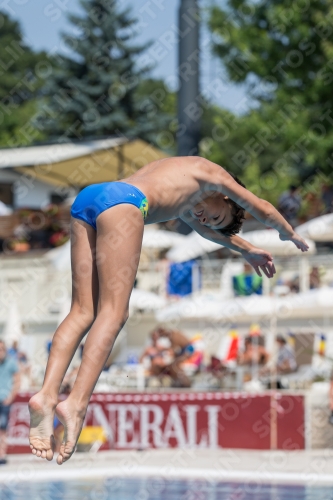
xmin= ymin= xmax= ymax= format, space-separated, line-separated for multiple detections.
xmin=215 ymin=173 xmax=246 ymax=237
xmin=276 ymin=334 xmax=286 ymax=344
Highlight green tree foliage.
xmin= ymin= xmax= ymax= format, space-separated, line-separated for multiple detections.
xmin=135 ymin=78 xmax=177 ymax=153
xmin=0 ymin=12 xmax=48 ymax=147
xmin=208 ymin=0 xmax=333 ymax=188
xmin=40 ymin=0 xmax=170 ymax=143
xmin=200 ymin=103 xmax=302 ymax=204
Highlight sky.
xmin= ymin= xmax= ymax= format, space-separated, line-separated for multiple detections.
xmin=1 ymin=0 xmax=249 ymax=112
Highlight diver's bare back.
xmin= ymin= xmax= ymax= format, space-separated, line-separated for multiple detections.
xmin=122 ymin=156 xmax=221 ymax=224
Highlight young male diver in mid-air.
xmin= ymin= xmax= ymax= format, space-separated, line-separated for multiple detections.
xmin=29 ymin=156 xmax=308 ymax=464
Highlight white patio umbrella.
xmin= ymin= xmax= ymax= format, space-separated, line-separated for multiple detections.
xmin=155 ymin=292 xmax=275 ymax=322
xmin=142 ymin=228 xmax=186 ymax=250
xmin=166 ymin=229 xmax=315 ymax=263
xmin=166 ymin=231 xmax=220 ymax=262
xmin=129 ymin=288 xmax=166 ymax=313
xmin=238 ymin=229 xmax=316 ymax=256
xmin=2 ymin=301 xmax=24 ymax=345
xmin=295 ymin=214 xmax=333 ymax=242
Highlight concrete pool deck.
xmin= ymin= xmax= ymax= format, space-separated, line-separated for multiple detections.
xmin=1 ymin=449 xmax=333 ymax=486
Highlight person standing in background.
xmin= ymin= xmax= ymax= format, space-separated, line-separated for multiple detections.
xmin=0 ymin=340 xmax=20 ymax=464
xmin=276 ymin=335 xmax=297 ymax=374
xmin=278 ymin=185 xmax=302 ymax=227
xmin=321 ymin=184 xmax=333 ymax=214
xmin=238 ymin=336 xmax=270 ymax=367
xmin=329 ymin=371 xmax=333 ymax=425
xmin=233 ymin=263 xmax=263 ymax=296
xmin=7 ymin=340 xmax=19 ymax=361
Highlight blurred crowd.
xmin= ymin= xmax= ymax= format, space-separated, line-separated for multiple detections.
xmin=233 ymin=262 xmax=324 ymax=298
xmin=140 ymin=327 xmax=205 ymax=388
xmin=0 ymin=339 xmax=27 ymax=464
xmin=2 ymin=325 xmax=317 ymax=395
xmin=0 ymin=322 xmax=329 ymax=463
xmin=40 ymin=325 xmax=303 ymax=392
xmin=138 ymin=325 xmax=302 ymax=391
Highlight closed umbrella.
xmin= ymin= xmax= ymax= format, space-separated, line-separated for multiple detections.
xmin=2 ymin=301 xmax=24 ymax=345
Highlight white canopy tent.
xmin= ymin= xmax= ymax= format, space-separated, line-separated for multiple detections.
xmin=166 ymin=229 xmax=315 ymax=263
xmin=296 ymin=214 xmax=333 ymax=242
xmin=0 ymin=137 xmax=168 ymax=209
xmin=142 ymin=228 xmax=186 ymax=250
xmin=238 ymin=229 xmax=316 ymax=256
xmin=156 ymin=287 xmax=333 ymax=323
xmin=0 ymin=137 xmax=127 ymax=169
xmin=45 ymin=227 xmax=187 ymax=272
xmin=129 ymin=288 xmax=166 ymax=313
xmin=46 ymin=241 xmax=71 ymax=271
xmin=166 ymin=230 xmax=220 ymax=262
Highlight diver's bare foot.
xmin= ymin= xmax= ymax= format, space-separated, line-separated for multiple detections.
xmin=55 ymin=399 xmax=86 ymax=465
xmin=29 ymin=392 xmax=57 ymax=461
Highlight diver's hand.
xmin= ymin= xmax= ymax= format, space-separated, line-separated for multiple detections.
xmin=241 ymin=247 xmax=276 ymax=278
xmin=279 ymin=231 xmax=309 ymax=252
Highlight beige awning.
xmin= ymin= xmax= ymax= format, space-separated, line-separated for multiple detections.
xmin=11 ymin=138 xmax=168 ymax=188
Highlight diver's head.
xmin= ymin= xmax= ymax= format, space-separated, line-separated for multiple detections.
xmin=191 ymin=174 xmax=246 ymax=236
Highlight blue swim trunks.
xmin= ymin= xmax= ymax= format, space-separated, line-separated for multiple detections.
xmin=71 ymin=182 xmax=149 ymax=230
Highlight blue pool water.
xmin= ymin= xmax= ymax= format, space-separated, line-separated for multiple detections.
xmin=1 ymin=478 xmax=333 ymax=500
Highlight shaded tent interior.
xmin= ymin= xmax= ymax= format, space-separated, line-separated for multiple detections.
xmin=0 ymin=137 xmax=168 ymax=239
xmin=9 ymin=138 xmax=168 ymax=189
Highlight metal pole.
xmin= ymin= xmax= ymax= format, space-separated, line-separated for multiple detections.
xmin=177 ymin=0 xmax=201 ymax=156
xmin=117 ymin=146 xmax=124 ymax=179
xmin=299 ymin=255 xmax=310 ymax=293
xmin=262 ymin=275 xmax=270 ymax=296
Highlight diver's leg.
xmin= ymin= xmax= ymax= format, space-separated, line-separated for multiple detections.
xmin=55 ymin=205 xmax=144 ymax=464
xmin=29 ymin=219 xmax=98 ymax=460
